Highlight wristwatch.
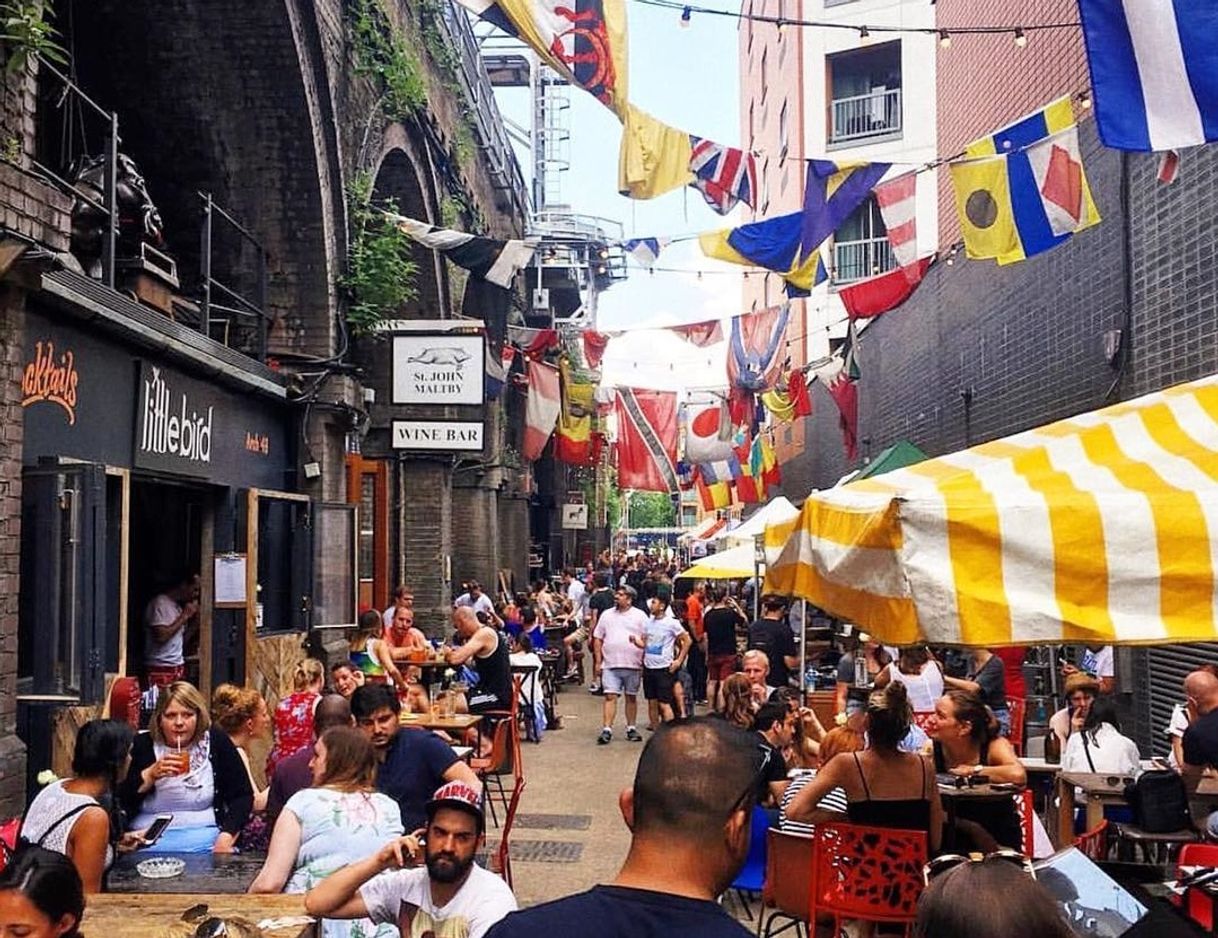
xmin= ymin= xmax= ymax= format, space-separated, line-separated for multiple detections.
xmin=973 ymin=764 xmax=984 ymax=776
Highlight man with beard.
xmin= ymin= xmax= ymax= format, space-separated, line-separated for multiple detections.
xmin=307 ymin=781 xmax=517 ymax=938
xmin=351 ymin=683 xmax=480 ymax=831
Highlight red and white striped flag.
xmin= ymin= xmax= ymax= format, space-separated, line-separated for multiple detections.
xmin=874 ymin=173 xmax=918 ymax=270
xmin=522 ymin=361 xmax=561 ymax=461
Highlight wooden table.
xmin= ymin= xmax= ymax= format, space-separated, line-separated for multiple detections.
xmin=108 ymin=851 xmax=268 ymax=894
xmin=400 ymin=712 xmax=483 ymax=732
xmin=1057 ymin=773 xmax=1218 ymax=846
xmin=84 ymin=893 xmax=314 ymax=938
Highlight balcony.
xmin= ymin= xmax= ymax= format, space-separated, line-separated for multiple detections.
xmin=829 ymin=87 xmax=903 ymax=145
xmin=833 ymin=236 xmax=894 ymax=284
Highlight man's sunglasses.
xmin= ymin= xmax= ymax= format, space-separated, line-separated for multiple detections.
xmin=729 ymin=747 xmax=774 ymax=814
xmin=923 ymin=848 xmax=1035 ymax=886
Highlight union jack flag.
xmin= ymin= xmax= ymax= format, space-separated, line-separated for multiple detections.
xmin=689 ymin=135 xmax=757 ymax=215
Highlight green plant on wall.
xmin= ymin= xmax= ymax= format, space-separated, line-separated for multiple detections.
xmin=348 ymin=0 xmax=426 ymax=121
xmin=342 ymin=170 xmax=419 ymax=334
xmin=0 ymin=0 xmax=66 ymax=74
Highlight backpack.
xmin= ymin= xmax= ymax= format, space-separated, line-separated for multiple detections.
xmin=1124 ymin=769 xmax=1193 ymax=833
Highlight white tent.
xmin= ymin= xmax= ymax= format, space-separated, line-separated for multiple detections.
xmin=712 ymin=496 xmax=799 ymax=548
xmin=674 ymin=543 xmax=758 ymax=579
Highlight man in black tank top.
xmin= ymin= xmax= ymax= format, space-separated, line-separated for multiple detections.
xmin=447 ymin=607 xmax=513 ymax=712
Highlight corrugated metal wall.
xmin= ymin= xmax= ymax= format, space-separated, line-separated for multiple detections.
xmin=1134 ymin=644 xmax=1218 ymax=757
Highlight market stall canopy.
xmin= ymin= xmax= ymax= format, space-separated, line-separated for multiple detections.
xmin=835 ymin=440 xmax=928 ymax=486
xmin=679 ymin=515 xmax=726 ymax=543
xmin=765 ymin=373 xmax=1218 ymax=646
xmin=712 ymin=496 xmax=799 ymax=546
xmin=675 ymin=543 xmax=759 ymax=579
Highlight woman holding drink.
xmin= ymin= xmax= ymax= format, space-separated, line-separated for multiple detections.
xmin=119 ymin=681 xmax=253 ymax=854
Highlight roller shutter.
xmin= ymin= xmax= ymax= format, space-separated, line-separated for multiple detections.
xmin=1138 ymin=644 xmax=1218 ymax=757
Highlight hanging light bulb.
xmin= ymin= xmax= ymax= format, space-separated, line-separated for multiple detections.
xmin=598 ymin=248 xmax=609 ymax=259
xmin=680 ymin=5 xmax=692 ymax=28
xmin=697 ymin=270 xmax=704 ymax=280
xmin=938 ymin=29 xmax=952 ymax=49
xmin=1079 ymin=89 xmax=1093 ymax=109
xmin=776 ymin=18 xmax=785 ymax=37
xmin=1013 ymin=27 xmax=1027 ymax=48
xmin=858 ymin=25 xmax=870 ymax=42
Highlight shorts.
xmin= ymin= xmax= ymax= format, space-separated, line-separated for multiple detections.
xmin=468 ymin=690 xmax=510 ymax=714
xmin=708 ymin=653 xmax=738 ymax=682
xmin=567 ymin=626 xmax=589 ymax=644
xmin=601 ymin=667 xmax=641 ymax=697
xmin=643 ymin=666 xmax=676 ymax=704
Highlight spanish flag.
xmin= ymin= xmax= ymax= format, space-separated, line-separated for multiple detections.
xmin=555 ymin=358 xmax=596 ymax=465
xmin=951 ymin=97 xmax=1100 ymax=265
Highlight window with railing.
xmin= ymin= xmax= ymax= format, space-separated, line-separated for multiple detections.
xmin=827 ymin=42 xmax=902 ymax=144
xmin=832 ymin=197 xmax=894 ymax=283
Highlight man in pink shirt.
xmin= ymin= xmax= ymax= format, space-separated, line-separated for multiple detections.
xmin=592 ymin=585 xmax=649 ymax=745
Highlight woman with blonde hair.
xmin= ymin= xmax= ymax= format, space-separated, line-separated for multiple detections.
xmin=249 ymin=726 xmax=402 ymax=938
xmin=212 ymin=683 xmax=274 ymax=850
xmin=119 ymin=681 xmax=253 ymax=853
xmin=719 ymin=673 xmax=755 ymax=730
xmin=267 ymin=658 xmax=326 ymax=777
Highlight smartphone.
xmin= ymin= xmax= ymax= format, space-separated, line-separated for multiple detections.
xmin=141 ymin=814 xmax=173 ymax=846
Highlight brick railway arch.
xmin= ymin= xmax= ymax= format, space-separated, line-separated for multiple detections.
xmin=51 ymin=0 xmax=343 ymax=357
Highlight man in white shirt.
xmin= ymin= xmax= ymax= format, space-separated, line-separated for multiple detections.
xmin=1063 ymin=644 xmax=1115 ymax=693
xmin=592 ymin=585 xmax=648 ymax=745
xmin=382 ymin=583 xmax=414 ymax=630
xmin=307 ymin=780 xmax=517 ymax=938
xmin=453 ymin=581 xmax=504 ymax=628
xmin=144 ymin=572 xmax=199 ymax=688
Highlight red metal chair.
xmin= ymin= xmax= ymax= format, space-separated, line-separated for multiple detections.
xmin=810 ymin=823 xmax=928 ymax=935
xmin=1175 ymin=842 xmax=1218 ymax=930
xmin=1014 ymin=788 xmax=1035 ymax=856
xmin=1006 ymin=697 xmax=1026 ymax=755
xmin=108 ymin=676 xmax=141 ymax=729
xmin=1073 ymin=818 xmax=1109 ymax=861
xmin=489 ymin=779 xmax=525 ymax=890
xmin=760 ymin=828 xmax=814 ymax=938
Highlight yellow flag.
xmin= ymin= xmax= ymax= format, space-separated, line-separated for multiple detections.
xmin=618 ymin=104 xmax=694 ymax=200
xmin=950 ymin=156 xmax=1022 ymax=264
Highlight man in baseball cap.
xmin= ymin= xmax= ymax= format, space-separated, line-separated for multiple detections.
xmin=307 ymin=780 xmax=516 ymax=937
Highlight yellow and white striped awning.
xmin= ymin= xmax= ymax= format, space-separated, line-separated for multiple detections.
xmin=764 ymin=373 xmax=1218 ymax=646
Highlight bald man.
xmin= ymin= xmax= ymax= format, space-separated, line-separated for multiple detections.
xmin=1181 ymin=669 xmax=1218 ymax=835
xmin=447 ymin=607 xmax=513 ymax=714
xmin=267 ymin=694 xmax=353 ymax=824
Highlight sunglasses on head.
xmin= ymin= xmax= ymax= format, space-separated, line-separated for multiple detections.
xmin=923 ymin=848 xmax=1035 ymax=886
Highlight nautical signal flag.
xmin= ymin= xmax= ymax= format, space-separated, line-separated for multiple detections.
xmin=1077 ymin=0 xmax=1218 ymax=152
xmin=700 ymin=216 xmax=829 ymax=297
xmin=801 ymin=160 xmax=891 ymax=259
xmin=949 ymin=97 xmax=1099 ymax=265
xmin=523 ymin=361 xmax=561 ymax=461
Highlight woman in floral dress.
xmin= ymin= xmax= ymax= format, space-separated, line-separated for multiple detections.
xmin=267 ymin=658 xmax=326 ymax=778
xmin=249 ymin=726 xmax=404 ymax=938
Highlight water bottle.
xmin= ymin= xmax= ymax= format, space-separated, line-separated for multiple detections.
xmin=855 ymin=652 xmax=869 ymax=688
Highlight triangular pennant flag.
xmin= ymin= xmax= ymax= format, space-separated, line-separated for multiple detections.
xmin=622 ymin=237 xmax=669 ymax=269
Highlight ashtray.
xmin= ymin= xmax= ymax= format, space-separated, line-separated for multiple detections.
xmin=136 ymin=857 xmax=185 ymax=879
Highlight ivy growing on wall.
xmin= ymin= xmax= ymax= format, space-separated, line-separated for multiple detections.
xmin=342 ymin=170 xmax=419 ymax=334
xmin=349 ymin=0 xmax=427 ymax=120
xmin=0 ymin=0 xmax=66 ymax=74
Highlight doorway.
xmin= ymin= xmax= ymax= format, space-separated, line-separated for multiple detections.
xmin=125 ymin=478 xmax=206 ymax=685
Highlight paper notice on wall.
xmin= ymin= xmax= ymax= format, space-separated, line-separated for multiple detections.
xmin=214 ymin=554 xmax=247 ymax=605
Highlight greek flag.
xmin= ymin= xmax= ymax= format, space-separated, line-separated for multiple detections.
xmin=1077 ymin=0 xmax=1218 ymax=151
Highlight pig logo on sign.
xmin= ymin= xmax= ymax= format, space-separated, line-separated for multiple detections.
xmin=407 ymin=347 xmax=471 ymax=366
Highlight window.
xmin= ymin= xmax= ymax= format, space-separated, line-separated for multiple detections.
xmin=748 ymin=102 xmax=755 ymax=148
xmin=761 ymin=157 xmax=770 ymax=213
xmin=779 ymin=99 xmax=789 ymax=161
xmin=832 ymin=196 xmax=894 ymax=283
xmin=827 ymin=41 xmax=902 ymax=144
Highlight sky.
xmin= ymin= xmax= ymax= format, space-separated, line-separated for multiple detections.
xmin=488 ymin=1 xmax=745 ymax=392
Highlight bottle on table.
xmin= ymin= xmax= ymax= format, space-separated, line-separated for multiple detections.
xmin=1044 ymin=728 xmax=1061 ymax=765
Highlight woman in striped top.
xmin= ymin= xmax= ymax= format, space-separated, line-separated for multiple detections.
xmin=779 ymin=726 xmax=864 ymax=836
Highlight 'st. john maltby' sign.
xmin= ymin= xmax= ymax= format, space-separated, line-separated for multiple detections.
xmin=392 ymin=333 xmax=484 ymax=406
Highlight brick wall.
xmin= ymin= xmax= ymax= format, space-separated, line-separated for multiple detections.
xmin=936 ymin=0 xmax=1089 ymax=248
xmin=399 ymin=460 xmax=453 ymax=634
xmin=0 ymin=284 xmax=25 ymax=816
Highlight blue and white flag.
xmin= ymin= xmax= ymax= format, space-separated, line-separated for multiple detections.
xmin=1077 ymin=0 xmax=1218 ymax=151
xmin=622 ymin=237 xmax=669 ymax=269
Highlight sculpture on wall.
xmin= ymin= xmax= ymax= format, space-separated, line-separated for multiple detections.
xmin=69 ymin=152 xmax=164 ymax=277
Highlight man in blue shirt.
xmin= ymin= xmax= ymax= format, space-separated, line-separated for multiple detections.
xmin=351 ymin=683 xmax=480 ymax=831
xmin=485 ymin=717 xmax=762 ymax=938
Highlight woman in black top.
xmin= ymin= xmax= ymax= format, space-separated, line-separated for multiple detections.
xmin=927 ymin=689 xmax=1026 ymax=851
xmin=786 ymin=682 xmax=942 ymax=852
xmin=943 ymin=647 xmax=1011 ymax=736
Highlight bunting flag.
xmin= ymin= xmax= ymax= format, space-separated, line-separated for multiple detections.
xmin=689 ymin=135 xmax=758 ymax=215
xmin=1077 ymin=0 xmax=1218 ymax=152
xmin=507 ymin=325 xmax=560 ymax=358
xmin=388 ymin=213 xmax=538 ymax=288
xmin=874 ymin=172 xmax=918 ymax=269
xmin=619 ymin=103 xmax=695 ymax=199
xmin=622 ymin=237 xmax=669 ymax=269
xmin=801 ymin=160 xmax=892 ymax=258
xmin=523 ymin=360 xmax=561 ymax=461
xmin=949 ymin=97 xmax=1100 ymax=265
xmin=839 ymin=319 xmax=861 ymax=380
xmin=456 ymin=0 xmax=628 ymax=115
xmin=695 ymin=467 xmax=732 ymax=510
xmin=615 ymin=388 xmax=679 ymax=492
xmin=699 ymin=212 xmax=824 ymax=297
xmin=582 ymin=330 xmax=610 ymax=368
xmin=485 ymin=343 xmax=517 ymax=399
xmin=826 ymin=374 xmax=859 ymax=462
xmin=839 ymin=255 xmax=933 ymax=319
xmin=555 ymin=359 xmax=597 ymax=465
xmin=727 ymin=305 xmax=791 ymax=392
xmin=671 ymin=319 xmax=724 ymax=347
xmin=683 ymin=399 xmax=737 ymax=464
xmin=788 ymin=369 xmax=813 ymax=418
xmin=699 ymin=453 xmax=742 ymax=485
xmin=760 ymin=386 xmax=796 ymax=422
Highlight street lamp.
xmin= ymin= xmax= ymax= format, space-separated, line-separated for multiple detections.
xmin=753 ymin=533 xmax=766 ymax=620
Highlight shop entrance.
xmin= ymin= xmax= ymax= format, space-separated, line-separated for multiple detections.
xmin=125 ymin=478 xmax=207 ymax=686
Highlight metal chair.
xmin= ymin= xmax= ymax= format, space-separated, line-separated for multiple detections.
xmin=810 ymin=822 xmax=928 ymax=936
xmin=488 ymin=779 xmax=525 ymax=890
xmin=1014 ymin=788 xmax=1036 ymax=856
xmin=1175 ymin=842 xmax=1218 ymax=930
xmin=1073 ymin=818 xmax=1109 ymax=861
xmin=727 ymin=805 xmax=771 ymax=921
xmin=760 ymin=827 xmax=813 ymax=937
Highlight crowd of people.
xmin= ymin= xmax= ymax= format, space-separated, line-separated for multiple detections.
xmin=9 ymin=548 xmax=1218 ymax=938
